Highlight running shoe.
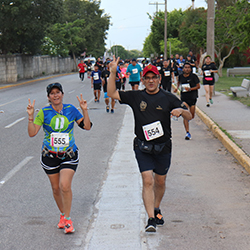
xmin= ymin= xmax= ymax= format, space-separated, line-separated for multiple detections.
xmin=57 ymin=214 xmax=66 ymax=229
xmin=94 ymin=98 xmax=97 ymax=102
xmin=209 ymin=99 xmax=213 ymax=104
xmin=106 ymin=106 xmax=110 ymax=113
xmin=111 ymin=109 xmax=114 ymax=113
xmin=185 ymin=132 xmax=191 ymax=140
xmin=154 ymin=209 xmax=164 ymax=226
xmin=64 ymin=218 xmax=75 ymax=234
xmin=97 ymin=99 xmax=99 ymax=103
xmin=145 ymin=217 xmax=156 ymax=232
xmin=206 ymin=102 xmax=210 ymax=107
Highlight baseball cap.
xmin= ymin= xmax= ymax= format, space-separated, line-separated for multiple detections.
xmin=132 ymin=58 xmax=137 ymax=62
xmin=142 ymin=64 xmax=160 ymax=77
xmin=47 ymin=82 xmax=64 ymax=95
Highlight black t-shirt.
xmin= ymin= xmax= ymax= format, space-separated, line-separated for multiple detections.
xmin=101 ymin=69 xmax=110 ymax=92
xmin=154 ymin=62 xmax=163 ymax=72
xmin=179 ymin=73 xmax=200 ymax=99
xmin=186 ymin=59 xmax=196 ymax=68
xmin=202 ymin=63 xmax=217 ymax=84
xmin=160 ymin=66 xmax=173 ymax=83
xmin=86 ymin=62 xmax=92 ymax=70
xmin=119 ymin=89 xmax=187 ymax=143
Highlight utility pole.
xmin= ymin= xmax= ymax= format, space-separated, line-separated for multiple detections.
xmin=192 ymin=0 xmax=195 ymax=9
xmin=207 ymin=0 xmax=215 ymax=61
xmin=149 ymin=1 xmax=167 ymax=59
xmin=164 ymin=0 xmax=167 ymax=60
xmin=149 ymin=2 xmax=164 ymax=13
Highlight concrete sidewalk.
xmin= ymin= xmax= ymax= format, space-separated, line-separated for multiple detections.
xmin=83 ymin=85 xmax=250 ymax=250
xmin=196 ymin=86 xmax=250 ymax=173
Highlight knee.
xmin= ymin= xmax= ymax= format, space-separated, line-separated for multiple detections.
xmin=142 ymin=175 xmax=154 ymax=188
xmin=51 ymin=185 xmax=60 ymax=196
xmin=155 ymin=176 xmax=166 ymax=187
xmin=59 ymin=182 xmax=71 ymax=194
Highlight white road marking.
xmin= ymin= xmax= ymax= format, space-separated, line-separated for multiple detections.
xmin=68 ymin=90 xmax=75 ymax=94
xmin=5 ymin=117 xmax=25 ymax=128
xmin=0 ymin=156 xmax=33 ymax=186
xmin=0 ymin=96 xmax=26 ymax=107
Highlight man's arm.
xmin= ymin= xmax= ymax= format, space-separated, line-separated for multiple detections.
xmin=107 ymin=56 xmax=121 ymax=101
xmin=171 ymin=108 xmax=192 ymax=121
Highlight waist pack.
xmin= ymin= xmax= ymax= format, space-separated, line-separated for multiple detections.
xmin=134 ymin=138 xmax=171 ymax=155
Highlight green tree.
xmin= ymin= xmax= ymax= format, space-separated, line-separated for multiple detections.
xmin=214 ymin=0 xmax=250 ymax=76
xmin=109 ymin=45 xmax=129 ymax=59
xmin=143 ymin=33 xmax=155 ymax=58
xmin=0 ymin=0 xmax=63 ymax=54
xmin=160 ymin=38 xmax=189 ymax=58
xmin=179 ymin=7 xmax=207 ymax=54
xmin=62 ymin=0 xmax=110 ymax=57
xmin=146 ymin=8 xmax=186 ymax=55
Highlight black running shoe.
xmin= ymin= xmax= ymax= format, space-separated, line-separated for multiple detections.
xmin=154 ymin=209 xmax=164 ymax=226
xmin=145 ymin=217 xmax=156 ymax=232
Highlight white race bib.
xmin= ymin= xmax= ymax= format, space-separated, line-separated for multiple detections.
xmin=204 ymin=70 xmax=211 ymax=76
xmin=50 ymin=133 xmax=69 ymax=147
xmin=164 ymin=71 xmax=170 ymax=76
xmin=142 ymin=121 xmax=164 ymax=141
xmin=132 ymin=68 xmax=138 ymax=74
xmin=93 ymin=72 xmax=99 ymax=80
xmin=181 ymin=83 xmax=190 ymax=92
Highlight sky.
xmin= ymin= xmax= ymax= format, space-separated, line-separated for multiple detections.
xmin=100 ymin=0 xmax=207 ymax=51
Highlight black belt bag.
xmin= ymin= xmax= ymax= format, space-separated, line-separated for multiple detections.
xmin=134 ymin=138 xmax=171 ymax=155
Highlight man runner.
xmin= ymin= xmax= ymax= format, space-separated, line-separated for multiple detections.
xmin=174 ymin=62 xmax=200 ymax=140
xmin=107 ymin=56 xmax=192 ymax=232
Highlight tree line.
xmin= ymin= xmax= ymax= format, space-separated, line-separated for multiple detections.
xmin=0 ymin=0 xmax=110 ymax=59
xmin=143 ymin=0 xmax=250 ymax=76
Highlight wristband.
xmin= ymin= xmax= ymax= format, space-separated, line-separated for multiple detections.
xmin=28 ymin=118 xmax=33 ymax=121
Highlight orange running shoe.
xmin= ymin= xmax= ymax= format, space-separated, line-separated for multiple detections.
xmin=64 ymin=218 xmax=75 ymax=234
xmin=57 ymin=214 xmax=66 ymax=229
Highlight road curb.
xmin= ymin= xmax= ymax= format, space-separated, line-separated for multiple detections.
xmin=0 ymin=72 xmax=77 ymax=90
xmin=172 ymin=83 xmax=250 ymax=174
xmin=196 ymin=106 xmax=250 ymax=174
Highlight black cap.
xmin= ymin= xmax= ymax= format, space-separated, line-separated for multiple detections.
xmin=47 ymin=82 xmax=63 ymax=95
xmin=132 ymin=58 xmax=136 ymax=62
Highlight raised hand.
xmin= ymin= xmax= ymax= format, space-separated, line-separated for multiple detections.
xmin=77 ymin=94 xmax=88 ymax=110
xmin=27 ymin=98 xmax=35 ymax=117
xmin=109 ymin=55 xmax=120 ymax=74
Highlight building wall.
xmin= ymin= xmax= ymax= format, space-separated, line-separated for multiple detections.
xmin=0 ymin=55 xmax=76 ymax=83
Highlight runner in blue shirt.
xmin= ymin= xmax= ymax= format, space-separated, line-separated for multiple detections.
xmin=126 ymin=58 xmax=142 ymax=90
xmin=27 ymin=82 xmax=92 ymax=234
xmin=91 ymin=64 xmax=102 ymax=102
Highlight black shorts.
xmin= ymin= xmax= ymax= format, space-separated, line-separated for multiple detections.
xmin=203 ymin=81 xmax=214 ymax=86
xmin=134 ymin=149 xmax=171 ymax=175
xmin=94 ymin=83 xmax=102 ymax=90
xmin=129 ymin=81 xmax=140 ymax=87
xmin=181 ymin=95 xmax=197 ymax=107
xmin=41 ymin=150 xmax=79 ymax=175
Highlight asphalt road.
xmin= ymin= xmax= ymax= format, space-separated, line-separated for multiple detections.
xmin=1 ymin=74 xmax=250 ymax=250
xmin=0 ymin=74 xmax=126 ymax=250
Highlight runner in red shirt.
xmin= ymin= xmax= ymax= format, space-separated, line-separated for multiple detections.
xmin=78 ymin=60 xmax=87 ymax=81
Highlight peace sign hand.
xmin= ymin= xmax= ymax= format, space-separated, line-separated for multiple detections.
xmin=27 ymin=98 xmax=35 ymax=117
xmin=77 ymin=94 xmax=88 ymax=111
xmin=109 ymin=55 xmax=120 ymax=74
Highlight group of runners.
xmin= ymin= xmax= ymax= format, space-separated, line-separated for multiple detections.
xmin=26 ymin=51 xmax=218 ymax=234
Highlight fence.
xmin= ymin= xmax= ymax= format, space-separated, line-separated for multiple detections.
xmin=0 ymin=55 xmax=77 ymax=83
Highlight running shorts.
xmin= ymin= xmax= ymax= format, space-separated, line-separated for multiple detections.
xmin=41 ymin=150 xmax=79 ymax=175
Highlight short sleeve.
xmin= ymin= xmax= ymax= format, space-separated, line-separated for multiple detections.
xmin=34 ymin=109 xmax=44 ymax=126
